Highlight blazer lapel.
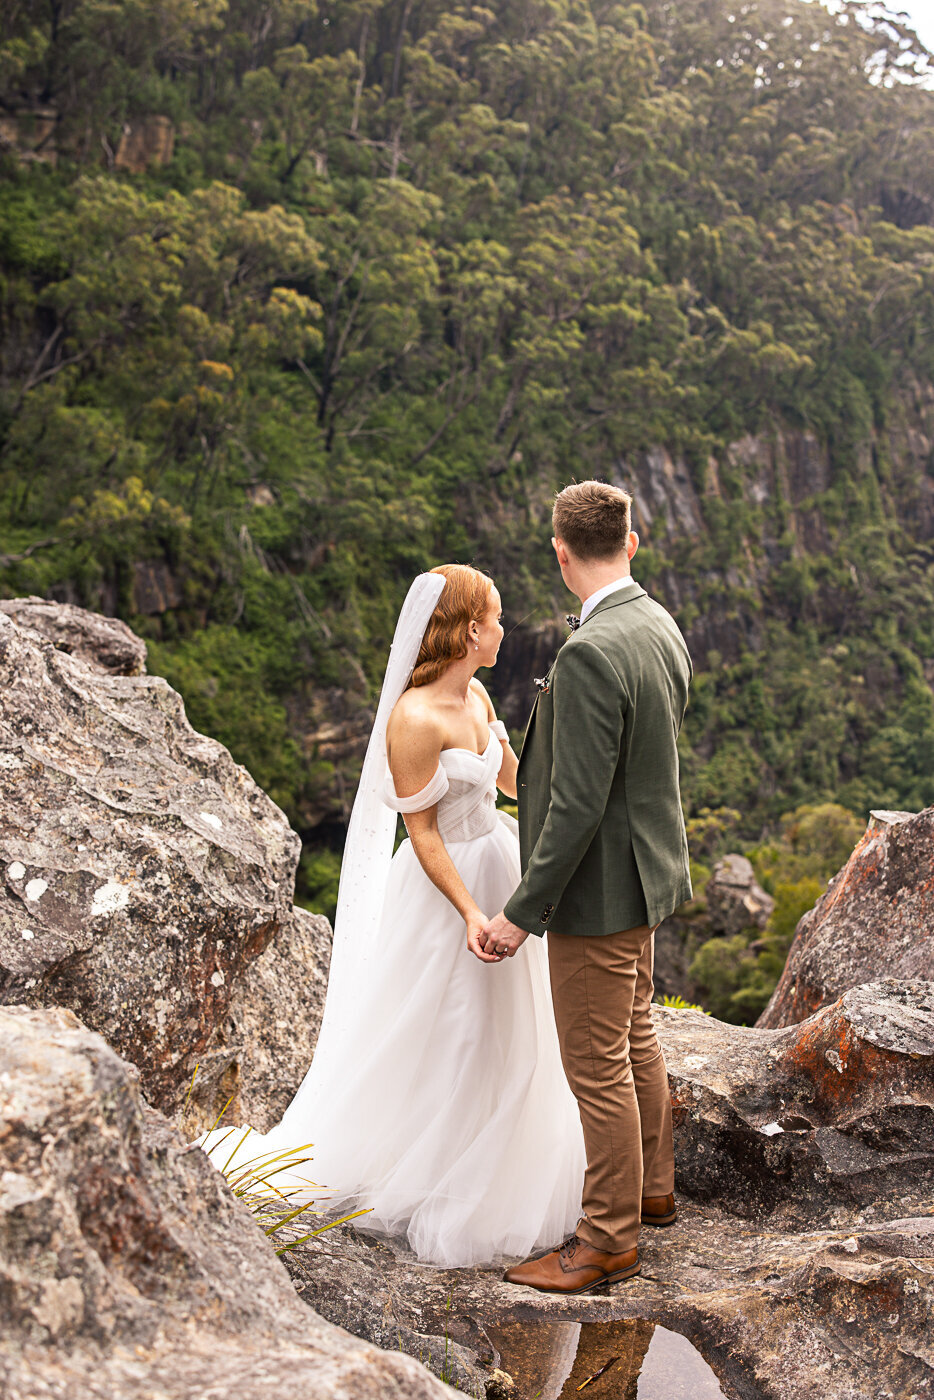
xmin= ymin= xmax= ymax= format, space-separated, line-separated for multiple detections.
xmin=580 ymin=584 xmax=646 ymax=627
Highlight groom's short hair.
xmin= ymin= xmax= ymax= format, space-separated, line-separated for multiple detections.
xmin=553 ymin=480 xmax=632 ymax=560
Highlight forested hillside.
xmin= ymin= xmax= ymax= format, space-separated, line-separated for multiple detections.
xmin=2 ymin=1 xmax=934 ymax=982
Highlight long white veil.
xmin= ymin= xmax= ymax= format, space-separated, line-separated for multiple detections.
xmin=277 ymin=571 xmax=445 ymax=1133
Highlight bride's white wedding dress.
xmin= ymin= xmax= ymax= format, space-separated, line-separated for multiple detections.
xmin=200 ymin=571 xmax=584 ymax=1267
xmin=202 ymin=727 xmax=585 ymax=1267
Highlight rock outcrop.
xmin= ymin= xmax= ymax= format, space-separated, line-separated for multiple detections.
xmin=0 ymin=595 xmax=147 ymax=674
xmin=0 ymin=108 xmax=58 ymax=165
xmin=662 ymin=980 xmax=934 ymax=1221
xmin=285 ymin=982 xmax=934 ymax=1400
xmin=114 ymin=115 xmax=175 ymax=171
xmin=289 ymin=1203 xmax=934 ymax=1400
xmin=0 ymin=605 xmax=300 ymax=1111
xmin=759 ymin=807 xmax=934 ymax=1028
xmin=0 ymin=1004 xmax=454 ymax=1400
xmin=704 ymin=853 xmax=774 ymax=937
xmin=185 ymin=905 xmax=333 ymax=1137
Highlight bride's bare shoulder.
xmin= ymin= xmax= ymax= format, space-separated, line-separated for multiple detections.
xmin=468 ymin=676 xmax=495 ymax=718
xmin=387 ymin=687 xmax=444 ymax=755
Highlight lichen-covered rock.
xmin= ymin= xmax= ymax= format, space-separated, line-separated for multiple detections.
xmin=285 ymin=1206 xmax=933 ymax=1400
xmin=282 ymin=982 xmax=934 ymax=1400
xmin=0 ymin=1004 xmax=455 ymax=1400
xmin=287 ymin=1208 xmax=934 ymax=1400
xmin=0 ymin=595 xmax=147 ymax=674
xmin=0 ymin=607 xmax=300 ymax=1110
xmin=185 ymin=905 xmax=333 ymax=1136
xmin=661 ymin=980 xmax=934 ymax=1221
xmin=759 ymin=807 xmax=934 ymax=1028
xmin=704 ymin=853 xmax=774 ymax=937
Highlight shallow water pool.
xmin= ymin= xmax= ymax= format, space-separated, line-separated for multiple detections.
xmin=486 ymin=1316 xmax=728 ymax=1399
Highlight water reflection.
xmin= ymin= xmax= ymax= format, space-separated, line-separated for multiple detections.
xmin=486 ymin=1317 xmax=727 ymax=1399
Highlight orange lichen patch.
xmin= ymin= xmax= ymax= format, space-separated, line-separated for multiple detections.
xmin=779 ymin=999 xmax=925 ymax=1113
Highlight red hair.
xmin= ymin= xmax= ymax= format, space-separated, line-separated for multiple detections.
xmin=410 ymin=564 xmax=493 ymax=688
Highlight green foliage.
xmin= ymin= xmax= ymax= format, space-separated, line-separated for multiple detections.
xmin=687 ymin=801 xmax=865 ymax=1025
xmin=1 ymin=0 xmax=933 ymax=891
xmin=296 ymin=847 xmax=342 ymax=923
xmin=656 ymin=994 xmax=709 ymax=1014
xmin=688 ymin=935 xmax=758 ymax=1023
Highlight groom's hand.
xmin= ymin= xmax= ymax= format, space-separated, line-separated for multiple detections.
xmin=479 ymin=911 xmax=531 ymax=960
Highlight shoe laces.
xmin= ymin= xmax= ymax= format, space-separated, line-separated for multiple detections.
xmin=557 ymin=1233 xmax=580 ymax=1262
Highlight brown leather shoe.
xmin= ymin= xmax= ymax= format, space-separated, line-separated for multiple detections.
xmin=641 ymin=1192 xmax=677 ymax=1227
xmin=503 ymin=1234 xmax=640 ymax=1294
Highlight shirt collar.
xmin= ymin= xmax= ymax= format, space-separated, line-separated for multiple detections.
xmin=579 ymin=576 xmax=637 ymax=625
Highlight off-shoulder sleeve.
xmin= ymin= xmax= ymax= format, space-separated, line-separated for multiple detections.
xmin=489 ymin=720 xmax=509 ymax=741
xmin=383 ymin=764 xmax=449 ymax=813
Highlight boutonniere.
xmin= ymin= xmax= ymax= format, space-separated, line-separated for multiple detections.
xmin=566 ymin=614 xmax=581 ymax=631
xmin=533 ymin=675 xmax=551 ymax=694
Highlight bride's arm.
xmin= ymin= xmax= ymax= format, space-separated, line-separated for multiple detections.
xmin=388 ymin=709 xmax=503 ymax=964
xmin=469 ymin=678 xmax=518 ymax=799
xmin=494 ymin=729 xmax=518 ymax=800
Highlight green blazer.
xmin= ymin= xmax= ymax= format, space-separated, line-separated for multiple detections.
xmin=504 ymin=585 xmax=693 ymax=938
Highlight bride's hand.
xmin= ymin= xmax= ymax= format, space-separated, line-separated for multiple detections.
xmin=466 ymin=909 xmax=503 ymax=963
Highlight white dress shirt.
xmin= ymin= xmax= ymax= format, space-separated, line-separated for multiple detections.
xmin=579 ymin=575 xmax=638 ymax=626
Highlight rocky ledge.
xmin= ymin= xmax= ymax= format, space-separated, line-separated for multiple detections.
xmin=286 ymin=981 xmax=934 ymax=1400
xmin=2 ymin=598 xmax=932 ymax=1400
xmin=0 ymin=1004 xmax=454 ymax=1400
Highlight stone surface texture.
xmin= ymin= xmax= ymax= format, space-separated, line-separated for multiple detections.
xmin=661 ymin=980 xmax=934 ymax=1222
xmin=704 ymin=853 xmax=775 ymax=937
xmin=0 ymin=1004 xmax=455 ymax=1400
xmin=0 ymin=606 xmax=300 ymax=1110
xmin=759 ymin=806 xmax=934 ymax=1028
xmin=2 ymin=600 xmax=933 ymax=1399
xmin=285 ymin=982 xmax=934 ymax=1400
xmin=0 ymin=595 xmax=148 ymax=674
xmin=114 ymin=115 xmax=175 ymax=171
xmin=185 ymin=904 xmax=333 ymax=1136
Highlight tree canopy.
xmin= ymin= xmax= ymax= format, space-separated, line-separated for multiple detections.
xmin=2 ymin=0 xmax=933 ymax=891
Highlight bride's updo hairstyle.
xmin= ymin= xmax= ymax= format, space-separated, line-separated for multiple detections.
xmin=409 ymin=564 xmax=493 ymax=688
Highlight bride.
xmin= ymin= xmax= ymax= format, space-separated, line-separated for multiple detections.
xmin=201 ymin=565 xmax=585 ymax=1267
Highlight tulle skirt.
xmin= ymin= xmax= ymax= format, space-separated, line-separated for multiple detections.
xmin=202 ymin=813 xmax=585 ymax=1267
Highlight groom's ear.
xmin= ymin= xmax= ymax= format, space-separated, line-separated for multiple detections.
xmin=627 ymin=530 xmax=640 ymax=561
xmin=553 ymin=536 xmax=570 ymax=566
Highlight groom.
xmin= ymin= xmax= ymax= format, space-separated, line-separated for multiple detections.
xmin=479 ymin=479 xmax=693 ymax=1294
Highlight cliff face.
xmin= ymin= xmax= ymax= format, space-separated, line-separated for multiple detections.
xmin=489 ymin=391 xmax=934 ymax=736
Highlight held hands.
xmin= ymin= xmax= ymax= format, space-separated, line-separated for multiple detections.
xmin=466 ymin=908 xmax=503 ymax=963
xmin=477 ymin=910 xmax=531 ymax=961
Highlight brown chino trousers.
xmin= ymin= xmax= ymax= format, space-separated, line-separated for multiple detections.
xmin=548 ymin=923 xmax=674 ymax=1254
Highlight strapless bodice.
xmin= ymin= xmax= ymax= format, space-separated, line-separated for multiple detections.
xmin=383 ymin=730 xmax=504 ymax=843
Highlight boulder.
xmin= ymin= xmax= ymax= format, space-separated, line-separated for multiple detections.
xmin=661 ymin=980 xmax=934 ymax=1222
xmin=0 ymin=596 xmax=147 ymax=674
xmin=0 ymin=1004 xmax=454 ymax=1400
xmin=759 ymin=807 xmax=934 ymax=1028
xmin=283 ymin=982 xmax=934 ymax=1400
xmin=704 ymin=853 xmax=774 ymax=937
xmin=0 ymin=606 xmax=300 ymax=1112
xmin=184 ymin=905 xmax=333 ymax=1137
